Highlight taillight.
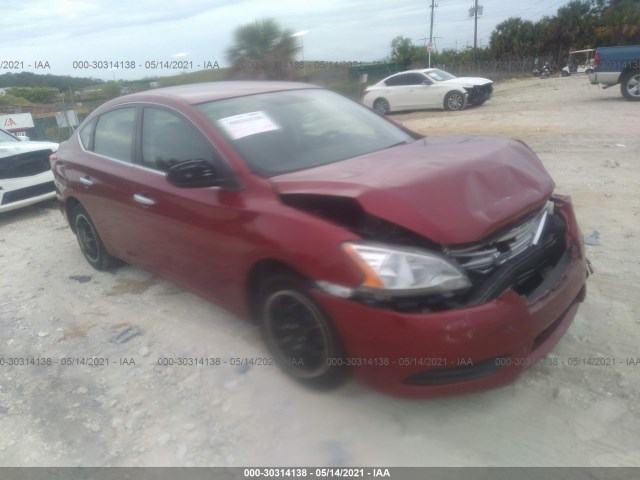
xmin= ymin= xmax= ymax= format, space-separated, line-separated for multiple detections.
xmin=594 ymin=52 xmax=600 ymax=69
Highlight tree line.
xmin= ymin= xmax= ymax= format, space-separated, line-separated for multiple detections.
xmin=391 ymin=0 xmax=640 ymax=69
xmin=0 ymin=72 xmax=100 ymax=91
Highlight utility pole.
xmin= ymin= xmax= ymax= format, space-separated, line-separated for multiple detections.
xmin=473 ymin=0 xmax=478 ymax=65
xmin=469 ymin=1 xmax=483 ymax=70
xmin=428 ymin=0 xmax=437 ymax=68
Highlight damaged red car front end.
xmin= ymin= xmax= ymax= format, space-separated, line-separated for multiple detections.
xmin=312 ymin=196 xmax=586 ymax=397
xmin=271 ymin=136 xmax=588 ymax=397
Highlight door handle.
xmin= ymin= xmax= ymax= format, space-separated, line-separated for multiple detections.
xmin=133 ymin=194 xmax=156 ymax=206
xmin=79 ymin=176 xmax=93 ymax=186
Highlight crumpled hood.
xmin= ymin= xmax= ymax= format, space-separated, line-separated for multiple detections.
xmin=270 ymin=136 xmax=554 ymax=245
xmin=441 ymin=77 xmax=492 ymax=87
xmin=0 ymin=141 xmax=58 ymax=160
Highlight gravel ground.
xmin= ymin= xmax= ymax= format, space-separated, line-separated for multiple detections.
xmin=0 ymin=73 xmax=639 ymax=467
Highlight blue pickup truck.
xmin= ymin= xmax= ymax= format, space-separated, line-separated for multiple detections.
xmin=589 ymin=45 xmax=640 ymax=101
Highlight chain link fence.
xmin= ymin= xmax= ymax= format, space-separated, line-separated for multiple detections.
xmin=1 ymin=104 xmax=91 ymax=142
xmin=435 ymin=56 xmax=564 ymax=80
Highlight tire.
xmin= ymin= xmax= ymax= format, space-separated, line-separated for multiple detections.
xmin=620 ymin=70 xmax=640 ymax=101
xmin=373 ymin=98 xmax=390 ymax=115
xmin=72 ymin=204 xmax=119 ymax=271
xmin=257 ymin=273 xmax=348 ymax=389
xmin=561 ymin=70 xmax=570 ymax=77
xmin=444 ymin=91 xmax=466 ymax=111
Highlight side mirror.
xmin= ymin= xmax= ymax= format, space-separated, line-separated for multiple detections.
xmin=166 ymin=159 xmax=222 ymax=188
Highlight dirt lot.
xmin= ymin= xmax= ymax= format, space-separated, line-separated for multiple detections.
xmin=1 ymin=74 xmax=639 ymax=467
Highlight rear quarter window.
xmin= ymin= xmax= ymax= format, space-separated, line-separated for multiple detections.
xmin=79 ymin=117 xmax=97 ymax=149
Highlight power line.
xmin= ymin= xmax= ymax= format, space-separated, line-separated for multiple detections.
xmin=512 ymin=0 xmax=568 ymax=18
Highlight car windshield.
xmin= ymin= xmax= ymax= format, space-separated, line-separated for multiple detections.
xmin=196 ymin=89 xmax=414 ymax=177
xmin=0 ymin=130 xmax=19 ymax=143
xmin=425 ymin=69 xmax=458 ymax=82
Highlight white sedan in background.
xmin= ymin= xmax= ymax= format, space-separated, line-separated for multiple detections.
xmin=363 ymin=68 xmax=493 ymax=114
xmin=0 ymin=128 xmax=58 ymax=213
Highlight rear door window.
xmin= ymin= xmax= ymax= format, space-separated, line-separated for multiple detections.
xmin=385 ymin=74 xmax=411 ymax=86
xmin=93 ymin=108 xmax=136 ymax=163
xmin=385 ymin=73 xmax=426 ymax=86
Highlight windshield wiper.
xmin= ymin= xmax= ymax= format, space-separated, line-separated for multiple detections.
xmin=385 ymin=140 xmax=413 ymax=149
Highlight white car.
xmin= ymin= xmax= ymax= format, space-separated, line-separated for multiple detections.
xmin=0 ymin=128 xmax=58 ymax=213
xmin=363 ymin=68 xmax=493 ymax=114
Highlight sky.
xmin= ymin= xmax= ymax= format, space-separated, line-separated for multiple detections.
xmin=1 ymin=0 xmax=572 ymax=81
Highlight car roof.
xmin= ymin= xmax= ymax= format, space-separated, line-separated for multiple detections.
xmin=387 ymin=68 xmax=443 ymax=77
xmin=109 ymin=81 xmax=322 ymax=106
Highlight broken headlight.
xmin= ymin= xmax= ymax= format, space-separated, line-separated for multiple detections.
xmin=341 ymin=242 xmax=471 ymax=297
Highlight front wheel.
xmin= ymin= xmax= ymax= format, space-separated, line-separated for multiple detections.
xmin=373 ymin=98 xmax=390 ymax=115
xmin=257 ymin=274 xmax=348 ymax=389
xmin=620 ymin=70 xmax=640 ymax=101
xmin=72 ymin=204 xmax=119 ymax=271
xmin=444 ymin=91 xmax=466 ymax=111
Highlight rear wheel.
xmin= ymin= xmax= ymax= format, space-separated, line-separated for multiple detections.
xmin=257 ymin=273 xmax=348 ymax=389
xmin=373 ymin=98 xmax=390 ymax=115
xmin=444 ymin=91 xmax=466 ymax=111
xmin=72 ymin=204 xmax=119 ymax=271
xmin=620 ymin=70 xmax=640 ymax=101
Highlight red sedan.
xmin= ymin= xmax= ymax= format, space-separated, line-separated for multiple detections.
xmin=51 ymin=82 xmax=588 ymax=397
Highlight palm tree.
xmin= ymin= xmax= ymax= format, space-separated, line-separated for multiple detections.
xmin=554 ymin=0 xmax=598 ymax=49
xmin=596 ymin=0 xmax=640 ymax=45
xmin=490 ymin=17 xmax=537 ymax=59
xmin=226 ymin=18 xmax=300 ymax=80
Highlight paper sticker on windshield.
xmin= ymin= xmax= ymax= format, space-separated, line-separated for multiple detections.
xmin=217 ymin=111 xmax=280 ymax=140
